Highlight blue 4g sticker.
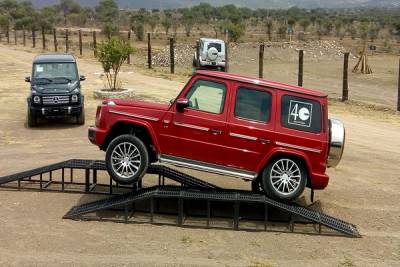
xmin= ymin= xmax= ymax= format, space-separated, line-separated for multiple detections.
xmin=288 ymin=100 xmax=313 ymax=128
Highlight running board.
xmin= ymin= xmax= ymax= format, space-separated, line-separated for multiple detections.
xmin=159 ymin=154 xmax=258 ymax=180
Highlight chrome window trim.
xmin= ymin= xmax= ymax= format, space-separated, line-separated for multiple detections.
xmin=159 ymin=155 xmax=257 ymax=180
xmin=109 ymin=110 xmax=159 ymax=122
xmin=275 ymin=141 xmax=321 ymax=154
xmin=173 ymin=121 xmax=210 ymax=132
xmin=229 ymin=132 xmax=258 ymax=141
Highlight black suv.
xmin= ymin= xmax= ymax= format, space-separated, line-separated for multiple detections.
xmin=25 ymin=54 xmax=85 ymax=127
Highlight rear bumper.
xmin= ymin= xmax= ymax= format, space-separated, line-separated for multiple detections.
xmin=310 ymin=172 xmax=329 ymax=190
xmin=30 ymin=104 xmax=82 ymax=118
xmin=88 ymin=126 xmax=108 ymax=148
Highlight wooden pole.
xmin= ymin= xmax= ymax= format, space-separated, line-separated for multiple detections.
xmin=53 ymin=28 xmax=57 ymax=52
xmin=41 ymin=26 xmax=46 ymax=50
xmin=225 ymin=43 xmax=229 ymax=72
xmin=78 ymin=29 xmax=82 ymax=56
xmin=14 ymin=28 xmax=17 ymax=45
xmin=342 ymin=52 xmax=349 ymax=102
xmin=6 ymin=26 xmax=9 ymax=44
xmin=32 ymin=28 xmax=36 ymax=48
xmin=127 ymin=30 xmax=131 ymax=64
xmin=147 ymin=32 xmax=152 ymax=69
xmin=93 ymin=31 xmax=97 ymax=57
xmin=397 ymin=58 xmax=400 ymax=112
xmin=298 ymin=50 xmax=304 ymax=86
xmin=195 ymin=40 xmax=200 ymax=69
xmin=259 ymin=43 xmax=265 ymax=78
xmin=23 ymin=28 xmax=26 ymax=46
xmin=170 ymin=37 xmax=174 ymax=74
xmin=65 ymin=29 xmax=69 ymax=53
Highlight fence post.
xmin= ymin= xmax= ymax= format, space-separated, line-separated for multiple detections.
xmin=65 ymin=29 xmax=69 ymax=53
xmin=127 ymin=30 xmax=131 ymax=64
xmin=14 ymin=28 xmax=17 ymax=45
xmin=41 ymin=26 xmax=46 ymax=50
xmin=6 ymin=26 xmax=9 ymax=44
xmin=32 ymin=28 xmax=36 ymax=48
xmin=23 ymin=28 xmax=26 ymax=46
xmin=170 ymin=37 xmax=175 ymax=74
xmin=93 ymin=31 xmax=97 ymax=57
xmin=342 ymin=52 xmax=349 ymax=102
xmin=195 ymin=40 xmax=200 ymax=69
xmin=147 ymin=32 xmax=152 ymax=69
xmin=225 ymin=42 xmax=229 ymax=72
xmin=298 ymin=49 xmax=304 ymax=86
xmin=397 ymin=58 xmax=400 ymax=112
xmin=259 ymin=43 xmax=265 ymax=78
xmin=78 ymin=29 xmax=82 ymax=56
xmin=53 ymin=28 xmax=57 ymax=52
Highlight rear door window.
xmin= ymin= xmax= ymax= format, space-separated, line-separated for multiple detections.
xmin=235 ymin=87 xmax=272 ymax=123
xmin=281 ymin=95 xmax=321 ymax=133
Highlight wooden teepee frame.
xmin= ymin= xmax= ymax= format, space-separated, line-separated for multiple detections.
xmin=353 ymin=44 xmax=373 ymax=74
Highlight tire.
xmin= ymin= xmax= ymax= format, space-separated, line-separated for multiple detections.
xmin=27 ymin=108 xmax=37 ymax=127
xmin=261 ymin=157 xmax=307 ymax=201
xmin=105 ymin=134 xmax=149 ymax=185
xmin=76 ymin=108 xmax=85 ymax=125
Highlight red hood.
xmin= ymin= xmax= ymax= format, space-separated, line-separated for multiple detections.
xmin=108 ymin=99 xmax=170 ymax=111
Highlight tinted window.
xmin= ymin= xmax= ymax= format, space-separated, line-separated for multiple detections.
xmin=281 ymin=95 xmax=321 ymax=133
xmin=235 ymin=87 xmax=272 ymax=122
xmin=207 ymin=43 xmax=222 ymax=52
xmin=186 ymin=80 xmax=226 ymax=114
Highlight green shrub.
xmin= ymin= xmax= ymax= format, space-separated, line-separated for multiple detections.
xmin=95 ymin=37 xmax=135 ymax=90
xmin=223 ymin=22 xmax=245 ymax=42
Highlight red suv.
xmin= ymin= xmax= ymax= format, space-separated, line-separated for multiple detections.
xmin=89 ymin=70 xmax=345 ymax=201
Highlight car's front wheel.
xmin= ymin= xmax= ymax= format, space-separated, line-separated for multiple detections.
xmin=106 ymin=134 xmax=149 ymax=185
xmin=262 ymin=157 xmax=307 ymax=201
xmin=27 ymin=108 xmax=37 ymax=127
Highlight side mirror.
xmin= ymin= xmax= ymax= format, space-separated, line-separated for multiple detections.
xmin=176 ymin=98 xmax=189 ymax=112
xmin=25 ymin=76 xmax=31 ymax=83
xmin=79 ymin=75 xmax=86 ymax=81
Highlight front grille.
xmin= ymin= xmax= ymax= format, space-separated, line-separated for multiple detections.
xmin=42 ymin=95 xmax=69 ymax=105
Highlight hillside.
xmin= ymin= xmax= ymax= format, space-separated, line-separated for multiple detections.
xmin=31 ymin=0 xmax=400 ymax=9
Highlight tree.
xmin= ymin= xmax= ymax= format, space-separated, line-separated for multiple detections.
xmin=95 ymin=37 xmax=135 ymax=91
xmin=224 ymin=22 xmax=244 ymax=42
xmin=182 ymin=11 xmax=195 ymax=37
xmin=265 ymin=18 xmax=273 ymax=41
xmin=130 ymin=10 xmax=147 ymax=41
xmin=147 ymin=14 xmax=159 ymax=35
xmin=161 ymin=15 xmax=172 ymax=35
xmin=57 ymin=0 xmax=81 ymax=25
xmin=96 ymin=0 xmax=119 ymax=38
xmin=299 ymin=19 xmax=310 ymax=32
xmin=277 ymin=25 xmax=286 ymax=40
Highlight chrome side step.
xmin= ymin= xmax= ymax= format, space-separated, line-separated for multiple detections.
xmin=158 ymin=154 xmax=257 ymax=180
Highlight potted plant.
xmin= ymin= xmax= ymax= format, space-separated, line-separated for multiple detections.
xmin=93 ymin=37 xmax=135 ymax=99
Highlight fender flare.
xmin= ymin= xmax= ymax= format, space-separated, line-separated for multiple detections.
xmin=256 ymin=147 xmax=312 ymax=177
xmin=106 ymin=118 xmax=161 ymax=153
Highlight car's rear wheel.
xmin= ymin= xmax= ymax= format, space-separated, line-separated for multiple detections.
xmin=262 ymin=157 xmax=307 ymax=201
xmin=106 ymin=135 xmax=149 ymax=185
xmin=27 ymin=109 xmax=37 ymax=127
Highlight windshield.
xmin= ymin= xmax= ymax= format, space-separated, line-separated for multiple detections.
xmin=32 ymin=63 xmax=78 ymax=84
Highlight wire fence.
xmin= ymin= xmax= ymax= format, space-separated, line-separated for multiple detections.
xmin=0 ymin=28 xmax=399 ymax=111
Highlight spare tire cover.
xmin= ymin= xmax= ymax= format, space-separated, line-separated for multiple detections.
xmin=207 ymin=47 xmax=219 ymax=62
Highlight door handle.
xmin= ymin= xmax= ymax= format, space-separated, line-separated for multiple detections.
xmin=259 ymin=138 xmax=271 ymax=144
xmin=211 ymin=128 xmax=222 ymax=135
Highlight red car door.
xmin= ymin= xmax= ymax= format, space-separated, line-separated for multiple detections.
xmin=159 ymin=76 xmax=229 ymax=165
xmin=224 ymin=82 xmax=276 ymax=172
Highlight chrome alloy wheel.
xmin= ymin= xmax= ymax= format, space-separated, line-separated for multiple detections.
xmin=111 ymin=142 xmax=141 ymax=179
xmin=270 ymin=159 xmax=301 ymax=196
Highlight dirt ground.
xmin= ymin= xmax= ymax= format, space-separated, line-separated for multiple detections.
xmin=0 ymin=44 xmax=399 ymax=266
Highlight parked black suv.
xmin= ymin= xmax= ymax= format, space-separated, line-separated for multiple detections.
xmin=25 ymin=54 xmax=85 ymax=127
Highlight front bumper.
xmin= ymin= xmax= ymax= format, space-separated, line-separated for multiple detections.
xmin=88 ymin=126 xmax=108 ymax=148
xmin=30 ymin=104 xmax=82 ymax=118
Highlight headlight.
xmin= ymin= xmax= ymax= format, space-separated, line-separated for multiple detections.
xmin=71 ymin=94 xmax=78 ymax=103
xmin=33 ymin=96 xmax=41 ymax=104
xmin=72 ymin=88 xmax=80 ymax=93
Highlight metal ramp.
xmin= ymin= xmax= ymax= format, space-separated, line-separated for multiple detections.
xmin=0 ymin=159 xmax=360 ymax=237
